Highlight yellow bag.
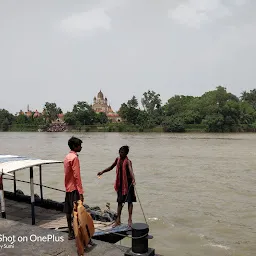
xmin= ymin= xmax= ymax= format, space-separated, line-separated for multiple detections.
xmin=77 ymin=200 xmax=95 ymax=247
xmin=73 ymin=203 xmax=85 ymax=256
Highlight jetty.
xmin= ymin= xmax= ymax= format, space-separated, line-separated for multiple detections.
xmin=0 ymin=218 xmax=128 ymax=255
xmin=0 ymin=155 xmax=129 ymax=244
xmin=0 ymin=155 xmax=158 ymax=255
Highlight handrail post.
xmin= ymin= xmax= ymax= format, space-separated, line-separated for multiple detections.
xmin=13 ymin=172 xmax=17 ymax=196
xmin=39 ymin=165 xmax=43 ymax=202
xmin=0 ymin=169 xmax=6 ymax=218
xmin=30 ymin=167 xmax=35 ymax=225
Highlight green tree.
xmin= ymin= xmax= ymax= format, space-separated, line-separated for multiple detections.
xmin=43 ymin=102 xmax=62 ymax=122
xmin=199 ymin=86 xmax=241 ymax=132
xmin=141 ymin=91 xmax=163 ymax=127
xmin=72 ymin=101 xmax=95 ymax=125
xmin=239 ymin=101 xmax=256 ymax=124
xmin=163 ymin=95 xmax=201 ymax=124
xmin=127 ymin=96 xmax=138 ymax=108
xmin=241 ymin=89 xmax=256 ymax=110
xmin=118 ymin=96 xmax=142 ymax=125
xmin=32 ymin=115 xmax=45 ymax=125
xmin=118 ymin=103 xmax=129 ymax=121
xmin=141 ymin=90 xmax=161 ymax=115
xmin=163 ymin=95 xmax=195 ymax=116
xmin=1 ymin=118 xmax=10 ymax=131
xmin=0 ymin=109 xmax=14 ymax=131
xmin=136 ymin=111 xmax=150 ymax=128
xmin=73 ymin=101 xmax=92 ymax=113
xmin=15 ymin=114 xmax=28 ymax=124
xmin=202 ymin=113 xmax=224 ymax=132
xmin=162 ymin=117 xmax=185 ymax=132
xmin=64 ymin=111 xmax=77 ymax=125
xmin=95 ymin=112 xmax=108 ymax=124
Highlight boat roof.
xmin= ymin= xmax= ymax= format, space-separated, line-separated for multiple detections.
xmin=0 ymin=155 xmax=63 ymax=175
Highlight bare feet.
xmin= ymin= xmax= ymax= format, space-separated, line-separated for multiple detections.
xmin=112 ymin=221 xmax=121 ymax=228
xmin=128 ymin=219 xmax=132 ymax=227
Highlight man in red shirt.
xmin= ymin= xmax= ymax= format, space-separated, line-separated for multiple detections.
xmin=63 ymin=136 xmax=84 ymax=240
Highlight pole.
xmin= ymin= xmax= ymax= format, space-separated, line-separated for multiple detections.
xmin=0 ymin=169 xmax=6 ymax=218
xmin=13 ymin=172 xmax=17 ymax=196
xmin=30 ymin=167 xmax=35 ymax=225
xmin=39 ymin=165 xmax=43 ymax=202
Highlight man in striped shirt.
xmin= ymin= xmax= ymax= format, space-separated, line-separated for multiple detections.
xmin=63 ymin=136 xmax=84 ymax=240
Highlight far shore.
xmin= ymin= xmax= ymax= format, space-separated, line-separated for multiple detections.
xmin=2 ymin=123 xmax=256 ymax=133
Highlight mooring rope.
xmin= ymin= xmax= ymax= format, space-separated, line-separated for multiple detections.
xmin=94 ymin=227 xmax=148 ymax=239
xmin=134 ymin=186 xmax=148 ymax=225
xmin=3 ymin=177 xmax=150 ymax=241
xmin=3 ymin=177 xmax=65 ymax=193
xmin=119 ymin=183 xmax=148 ymax=224
xmin=100 ymin=183 xmax=149 ymax=240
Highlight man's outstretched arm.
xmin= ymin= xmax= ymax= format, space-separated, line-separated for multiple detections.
xmin=97 ymin=158 xmax=118 ymax=176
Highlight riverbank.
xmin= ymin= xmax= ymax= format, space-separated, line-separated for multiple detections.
xmin=3 ymin=123 xmax=198 ymax=132
xmin=5 ymin=123 xmax=256 ymax=133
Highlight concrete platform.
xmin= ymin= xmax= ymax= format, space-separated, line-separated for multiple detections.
xmin=4 ymin=198 xmax=129 ymax=242
xmin=0 ymin=218 xmax=128 ymax=256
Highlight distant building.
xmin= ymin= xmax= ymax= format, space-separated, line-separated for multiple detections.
xmin=57 ymin=113 xmax=64 ymax=121
xmin=92 ymin=90 xmax=121 ymax=123
xmin=33 ymin=109 xmax=41 ymax=118
xmin=17 ymin=105 xmax=42 ymax=118
xmin=53 ymin=113 xmax=65 ymax=123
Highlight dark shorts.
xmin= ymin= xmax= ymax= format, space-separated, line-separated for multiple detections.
xmin=117 ymin=185 xmax=136 ymax=204
xmin=63 ymin=190 xmax=80 ymax=214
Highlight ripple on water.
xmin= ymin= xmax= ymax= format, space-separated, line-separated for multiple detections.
xmin=0 ymin=132 xmax=255 ymax=256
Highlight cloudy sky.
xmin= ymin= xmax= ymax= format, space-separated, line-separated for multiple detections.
xmin=0 ymin=0 xmax=255 ymax=114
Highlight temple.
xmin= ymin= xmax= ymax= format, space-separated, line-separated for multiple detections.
xmin=92 ymin=90 xmax=121 ymax=122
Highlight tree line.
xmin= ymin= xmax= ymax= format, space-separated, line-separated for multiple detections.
xmin=1 ymin=86 xmax=256 ymax=132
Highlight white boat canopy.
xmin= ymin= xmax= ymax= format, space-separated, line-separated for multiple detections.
xmin=0 ymin=155 xmax=63 ymax=224
xmin=0 ymin=155 xmax=63 ymax=175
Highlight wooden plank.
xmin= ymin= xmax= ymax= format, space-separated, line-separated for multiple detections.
xmin=38 ymin=215 xmax=115 ymax=232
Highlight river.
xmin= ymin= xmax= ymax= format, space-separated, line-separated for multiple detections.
xmin=0 ymin=132 xmax=255 ymax=256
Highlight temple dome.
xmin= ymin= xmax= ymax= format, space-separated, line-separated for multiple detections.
xmin=97 ymin=90 xmax=104 ymax=99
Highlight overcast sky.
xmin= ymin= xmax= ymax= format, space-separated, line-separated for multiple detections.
xmin=0 ymin=0 xmax=255 ymax=114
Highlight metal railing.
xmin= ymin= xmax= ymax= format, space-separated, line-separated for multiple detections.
xmin=3 ymin=177 xmax=65 ymax=193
